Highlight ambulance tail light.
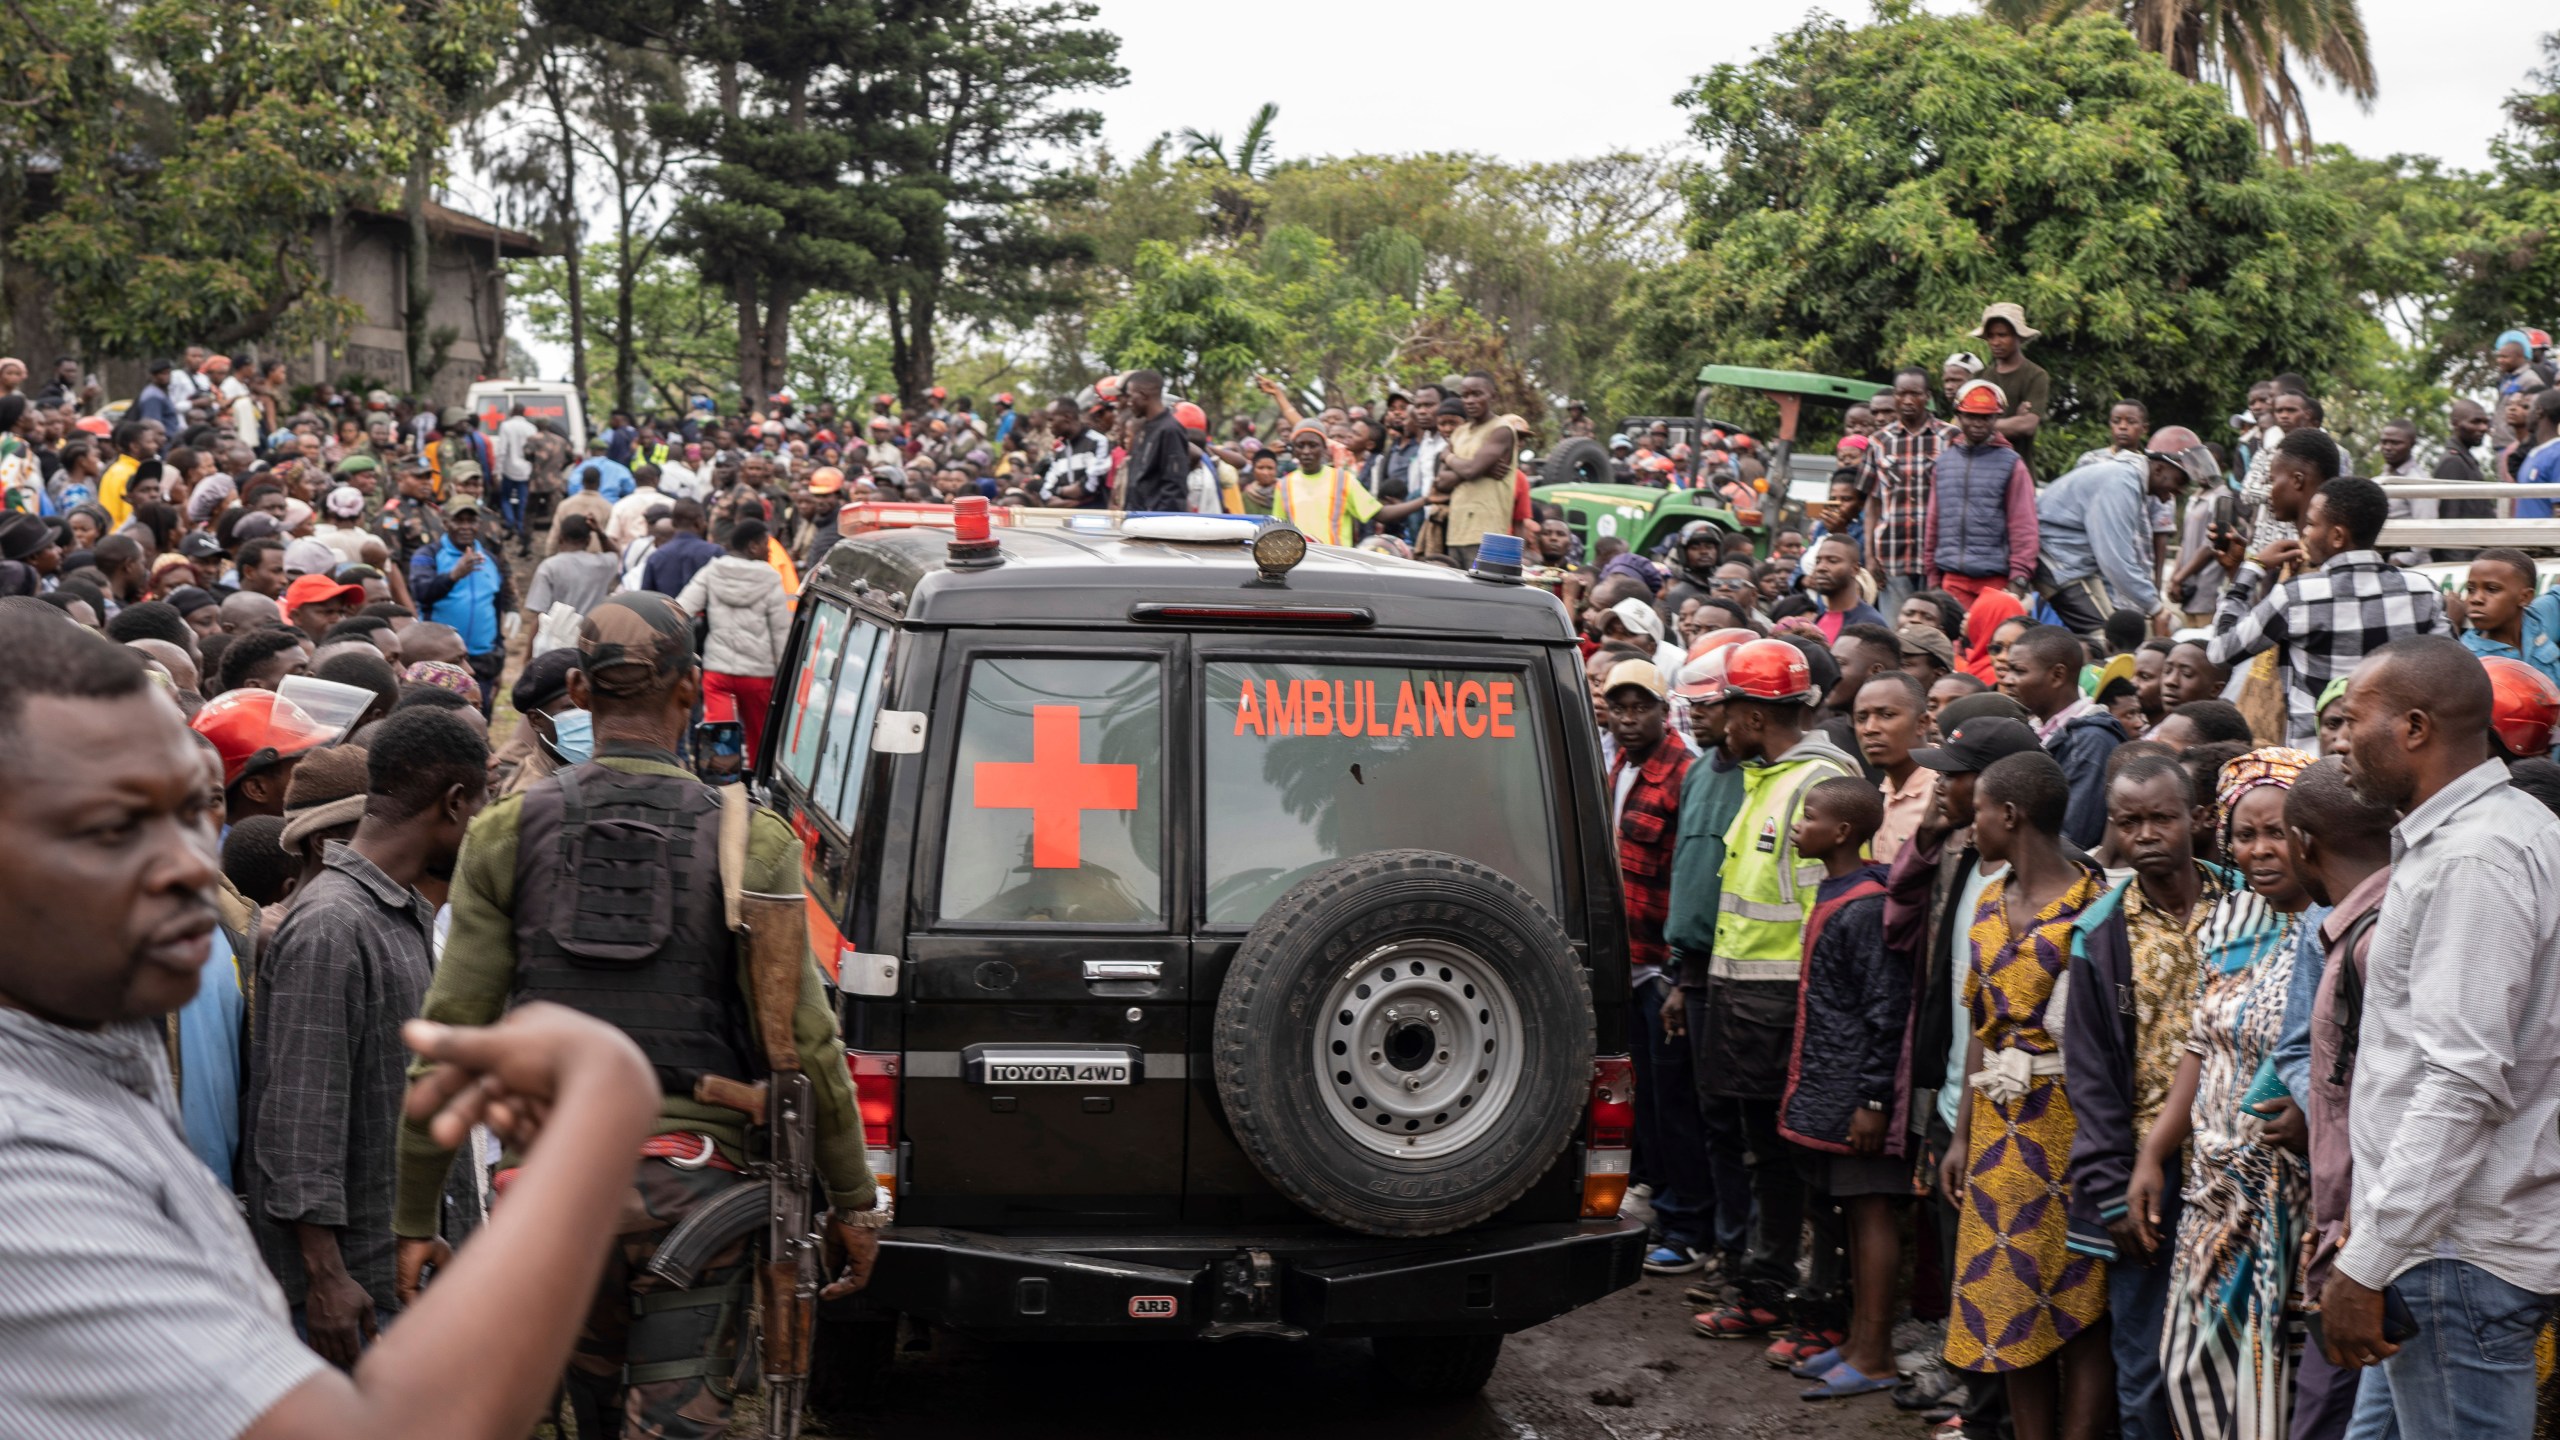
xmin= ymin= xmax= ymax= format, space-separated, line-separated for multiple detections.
xmin=1582 ymin=1054 xmax=1634 ymax=1219
xmin=849 ymin=1049 xmax=900 ymax=1194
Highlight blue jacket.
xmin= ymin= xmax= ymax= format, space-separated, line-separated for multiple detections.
xmin=1776 ymin=866 xmax=1911 ymax=1155
xmin=2036 ymin=456 xmax=2161 ymax=613
xmin=641 ymin=530 xmax=720 ymax=597
xmin=2459 ymin=587 xmax=2560 ymax=688
xmin=409 ymin=535 xmax=511 ymax=655
xmin=573 ymin=456 xmax=636 ymax=503
xmin=1930 ymin=436 xmax=2035 ymax=581
xmin=2048 ymin=708 xmax=2127 ymax=851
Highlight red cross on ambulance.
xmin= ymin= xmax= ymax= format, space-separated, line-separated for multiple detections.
xmin=971 ymin=704 xmax=1138 ymax=868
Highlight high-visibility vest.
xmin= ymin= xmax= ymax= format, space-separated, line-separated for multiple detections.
xmin=1710 ymin=748 xmax=1855 ymax=983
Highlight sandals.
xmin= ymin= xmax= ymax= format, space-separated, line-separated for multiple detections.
xmin=1800 ymin=1361 xmax=1899 ymax=1401
xmin=1690 ymin=1304 xmax=1780 ymax=1338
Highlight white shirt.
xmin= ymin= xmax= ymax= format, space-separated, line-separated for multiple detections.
xmin=495 ymin=415 xmax=539 ymax=481
xmin=607 ymin=485 xmax=667 ymax=549
xmin=219 ymin=377 xmax=258 ymax=446
xmin=657 ymin=460 xmax=705 ymax=502
xmin=2339 ymin=758 xmax=2560 ymax=1295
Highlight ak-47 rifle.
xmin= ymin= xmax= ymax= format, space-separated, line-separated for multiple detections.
xmin=657 ymin=786 xmax=817 ymax=1438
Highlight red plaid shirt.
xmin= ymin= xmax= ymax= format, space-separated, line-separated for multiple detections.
xmin=1858 ymin=417 xmax=1957 ymax=577
xmin=1612 ymin=737 xmax=1694 ymax=973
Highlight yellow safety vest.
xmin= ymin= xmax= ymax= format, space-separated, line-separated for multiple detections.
xmin=1710 ymin=746 xmax=1855 ymax=983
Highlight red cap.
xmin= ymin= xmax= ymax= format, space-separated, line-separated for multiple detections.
xmin=1172 ymin=401 xmax=1208 ymax=432
xmin=281 ymin=573 xmax=365 ymax=620
xmin=929 ymin=385 xmax=947 ymax=399
xmin=190 ymin=689 xmax=336 ymax=787
xmin=994 ymin=392 xmax=1014 ymax=405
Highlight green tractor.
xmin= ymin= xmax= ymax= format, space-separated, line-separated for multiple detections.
xmin=1535 ymin=365 xmax=1884 ymax=561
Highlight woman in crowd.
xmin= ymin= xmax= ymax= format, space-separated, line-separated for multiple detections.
xmin=1960 ymin=588 xmax=2028 ymax=684
xmin=2128 ymin=746 xmax=2317 ymax=1438
xmin=675 ymin=516 xmax=793 ymax=767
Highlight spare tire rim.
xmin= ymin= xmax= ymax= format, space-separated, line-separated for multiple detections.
xmin=1313 ymin=939 xmax=1526 ymax=1160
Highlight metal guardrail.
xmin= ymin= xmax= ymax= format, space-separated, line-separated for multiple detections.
xmin=2374 ymin=481 xmax=2560 ymax=550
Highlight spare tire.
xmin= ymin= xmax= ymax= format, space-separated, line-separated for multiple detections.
xmin=1541 ymin=436 xmax=1614 ymax=488
xmin=1212 ymin=850 xmax=1593 ymax=1236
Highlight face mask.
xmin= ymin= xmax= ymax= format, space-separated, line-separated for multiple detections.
xmin=542 ymin=707 xmax=593 ymax=766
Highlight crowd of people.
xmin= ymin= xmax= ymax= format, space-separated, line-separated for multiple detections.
xmin=5 ymin=307 xmax=2560 ymax=1440
xmin=1587 ymin=306 xmax=2560 ymax=1440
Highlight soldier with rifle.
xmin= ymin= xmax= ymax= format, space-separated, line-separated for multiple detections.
xmin=389 ymin=592 xmax=882 ymax=1439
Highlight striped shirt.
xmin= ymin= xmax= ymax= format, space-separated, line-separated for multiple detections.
xmin=0 ymin=1008 xmax=324 ymax=1439
xmin=2336 ymin=759 xmax=2560 ymax=1295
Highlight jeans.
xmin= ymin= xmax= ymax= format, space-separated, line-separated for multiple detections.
xmin=2342 ymin=1258 xmax=2555 ymax=1440
xmin=1630 ymin=976 xmax=1710 ymax=1252
xmin=1709 ymin=1094 xmax=1840 ymax=1319
xmin=2106 ymin=1151 xmax=2182 ymax=1440
xmin=1878 ymin=571 xmax=1926 ymax=614
xmin=1685 ymin=987 xmax=1754 ymax=1262
xmin=498 ymin=476 xmax=528 ymax=536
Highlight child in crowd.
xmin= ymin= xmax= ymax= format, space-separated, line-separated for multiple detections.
xmin=1775 ymin=777 xmax=1909 ymax=1400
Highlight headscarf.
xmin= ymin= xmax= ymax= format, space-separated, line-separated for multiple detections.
xmin=1958 ymin=588 xmax=2028 ymax=683
xmin=2215 ymin=746 xmax=2314 ymax=849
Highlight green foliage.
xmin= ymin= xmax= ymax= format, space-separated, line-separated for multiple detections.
xmin=4 ymin=0 xmax=500 ymax=355
xmin=1616 ymin=10 xmax=2364 ymax=461
xmin=1045 ymin=146 xmax=1677 ymax=427
xmin=1090 ymin=241 xmax=1282 ymax=416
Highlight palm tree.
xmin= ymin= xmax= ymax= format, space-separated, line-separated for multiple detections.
xmin=1177 ymin=102 xmax=1281 ymax=180
xmin=1985 ymin=0 xmax=2375 ymax=163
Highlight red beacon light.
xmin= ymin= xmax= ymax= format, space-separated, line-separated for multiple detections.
xmin=946 ymin=494 xmax=1003 ymax=569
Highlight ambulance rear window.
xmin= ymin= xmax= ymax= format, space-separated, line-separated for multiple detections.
xmin=1200 ymin=661 xmax=1559 ymax=926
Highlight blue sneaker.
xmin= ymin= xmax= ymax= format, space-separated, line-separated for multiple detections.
xmin=1641 ymin=1244 xmax=1703 ymax=1275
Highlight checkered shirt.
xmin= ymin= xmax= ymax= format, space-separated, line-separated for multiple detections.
xmin=2205 ymin=550 xmax=2446 ymax=745
xmin=1859 ymin=418 xmax=1956 ymax=576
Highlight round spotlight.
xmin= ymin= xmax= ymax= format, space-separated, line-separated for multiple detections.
xmin=1251 ymin=522 xmax=1308 ymax=583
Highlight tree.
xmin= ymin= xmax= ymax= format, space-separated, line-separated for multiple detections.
xmin=397 ymin=0 xmax=520 ymax=390
xmin=474 ymin=26 xmax=693 ymax=412
xmin=1614 ymin=10 xmax=2364 ymax=458
xmin=1984 ymin=0 xmax=2374 ymax=163
xmin=540 ymin=0 xmax=903 ymax=403
xmin=1178 ymin=102 xmax=1279 ymax=180
xmin=1090 ymin=241 xmax=1282 ymax=418
xmin=5 ymin=0 xmax=460 ymax=356
xmin=833 ymin=0 xmax=1124 ymax=407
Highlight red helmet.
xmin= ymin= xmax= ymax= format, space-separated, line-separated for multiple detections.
xmin=1172 ymin=401 xmax=1208 ymax=432
xmin=1672 ymin=645 xmax=1732 ymax=699
xmin=190 ymin=689 xmax=336 ymax=787
xmin=1688 ymin=627 xmax=1757 ymax=660
xmin=2482 ymin=655 xmax=2560 ymax=757
xmin=1721 ymin=638 xmax=1816 ymax=705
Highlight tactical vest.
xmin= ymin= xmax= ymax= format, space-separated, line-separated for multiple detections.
xmin=511 ymin=762 xmax=758 ymax=1097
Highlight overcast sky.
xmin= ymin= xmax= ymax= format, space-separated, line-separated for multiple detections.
xmin=1087 ymin=0 xmax=2550 ymax=173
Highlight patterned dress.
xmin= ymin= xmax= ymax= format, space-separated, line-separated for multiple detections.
xmin=1945 ymin=861 xmax=2110 ymax=1374
xmin=2162 ymin=896 xmax=2307 ymax=1440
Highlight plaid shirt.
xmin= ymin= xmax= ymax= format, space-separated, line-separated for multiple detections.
xmin=1611 ymin=738 xmax=1695 ymax=975
xmin=2206 ymin=550 xmax=2446 ymax=746
xmin=1859 ymin=417 xmax=1957 ymax=576
xmin=244 ymin=843 xmax=437 ymax=1313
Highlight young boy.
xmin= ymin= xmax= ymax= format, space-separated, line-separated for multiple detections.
xmin=2457 ymin=546 xmax=2560 ymax=686
xmin=1775 ymin=776 xmax=1907 ymax=1399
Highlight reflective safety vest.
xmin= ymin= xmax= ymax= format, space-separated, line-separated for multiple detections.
xmin=1711 ymin=743 xmax=1856 ymax=983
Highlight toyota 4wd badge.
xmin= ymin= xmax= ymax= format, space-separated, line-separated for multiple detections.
xmin=1128 ymin=1295 xmax=1178 ymax=1319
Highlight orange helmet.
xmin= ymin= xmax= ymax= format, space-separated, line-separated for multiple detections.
xmin=1172 ymin=401 xmax=1208 ymax=433
xmin=1721 ymin=638 xmax=1817 ymax=705
xmin=190 ymin=689 xmax=336 ymax=787
xmin=2482 ymin=655 xmax=2560 ymax=757
xmin=807 ymin=466 xmax=845 ymax=495
xmin=1688 ymin=626 xmax=1756 ymax=659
